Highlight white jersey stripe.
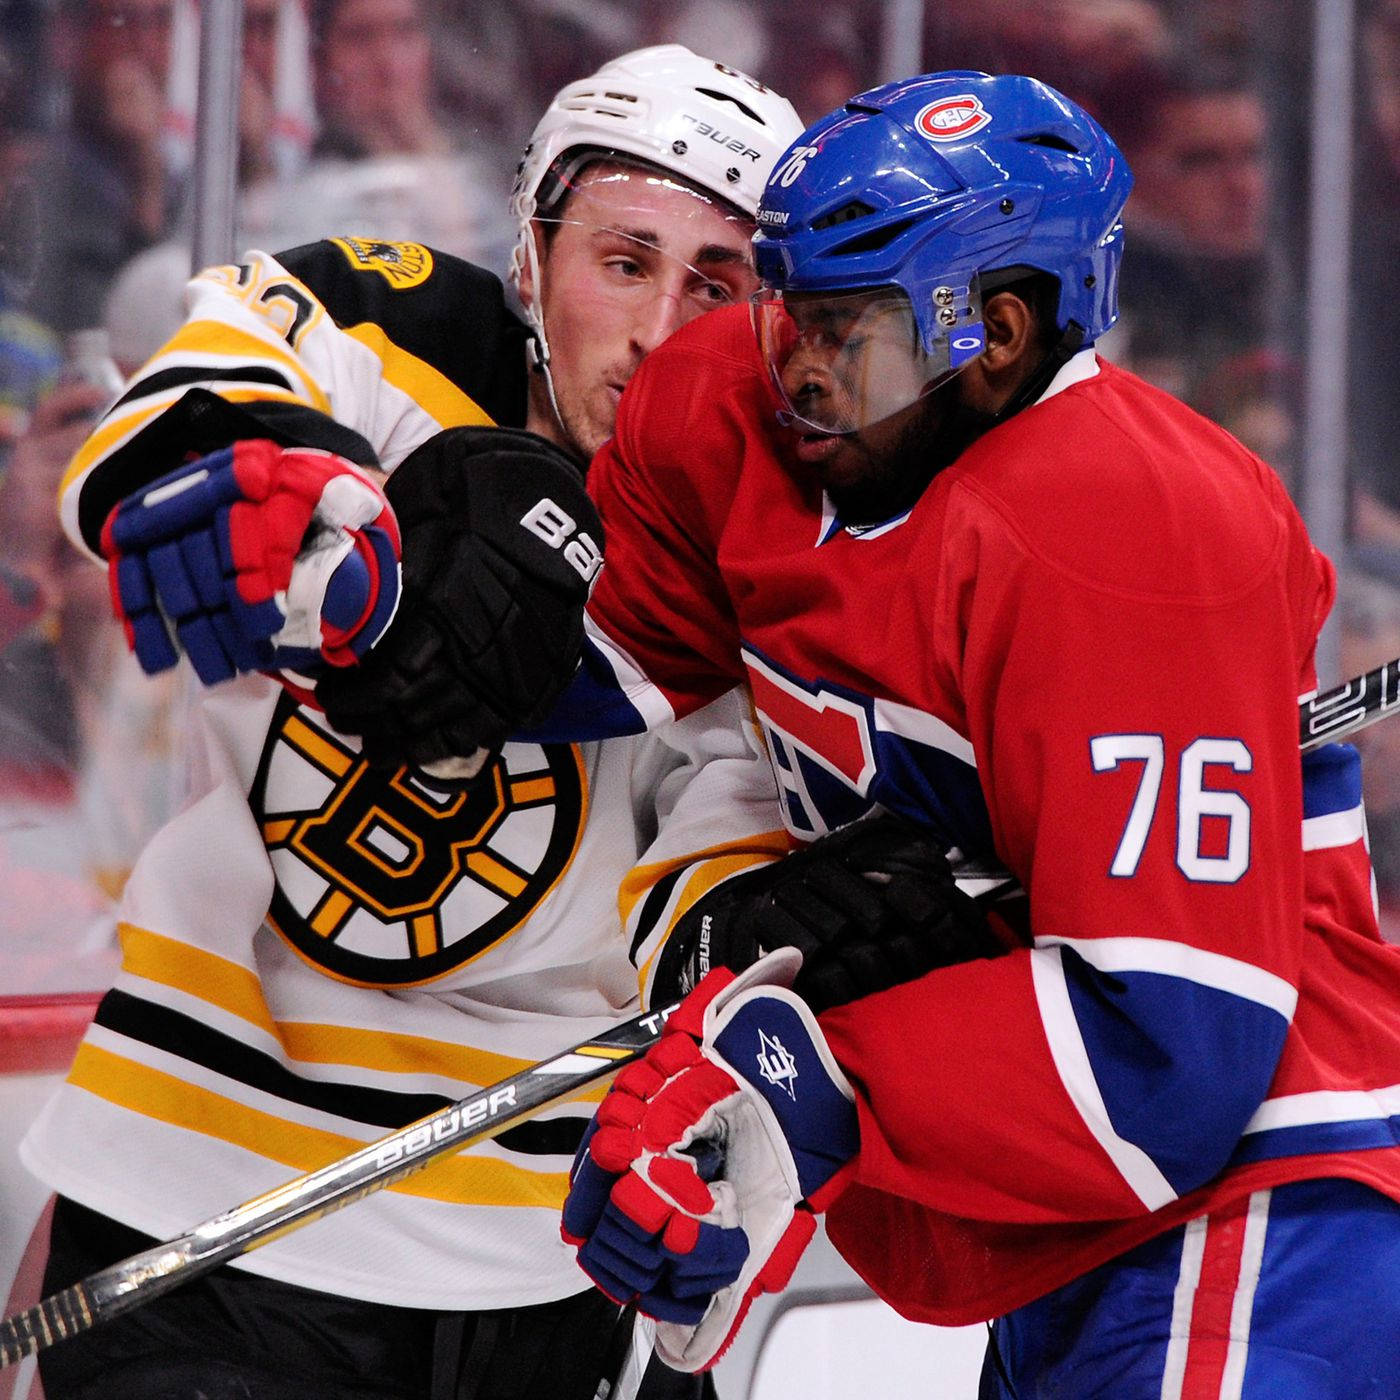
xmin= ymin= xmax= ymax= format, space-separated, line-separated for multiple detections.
xmin=1242 ymin=1080 xmax=1400 ymax=1135
xmin=1302 ymin=804 xmax=1367 ymax=851
xmin=1035 ymin=935 xmax=1298 ymax=1021
xmin=1030 ymin=946 xmax=1178 ymax=1210
xmin=1159 ymin=1214 xmax=1207 ymax=1400
xmin=871 ymin=695 xmax=976 ymax=767
xmin=1220 ymin=1191 xmax=1271 ymax=1399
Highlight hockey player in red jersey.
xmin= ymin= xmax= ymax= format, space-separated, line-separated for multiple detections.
xmin=541 ymin=72 xmax=1400 ymax=1395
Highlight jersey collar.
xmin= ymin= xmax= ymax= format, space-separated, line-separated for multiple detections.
xmin=1034 ymin=346 xmax=1100 ymax=404
xmin=815 ymin=348 xmax=1101 ymax=546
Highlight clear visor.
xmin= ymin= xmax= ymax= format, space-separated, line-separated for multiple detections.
xmin=750 ymin=280 xmax=985 ymax=436
xmin=529 ymin=161 xmax=759 ymax=313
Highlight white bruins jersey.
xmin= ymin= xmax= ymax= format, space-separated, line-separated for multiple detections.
xmin=24 ymin=241 xmax=787 ymax=1309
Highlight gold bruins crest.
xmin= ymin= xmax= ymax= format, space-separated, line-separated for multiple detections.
xmin=330 ymin=237 xmax=434 ymax=289
xmin=251 ymin=694 xmax=587 ymax=986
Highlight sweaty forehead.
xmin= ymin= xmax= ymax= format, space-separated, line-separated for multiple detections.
xmin=557 ymin=162 xmax=756 ymax=260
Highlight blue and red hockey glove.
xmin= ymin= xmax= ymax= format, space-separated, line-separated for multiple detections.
xmin=100 ymin=440 xmax=401 ymax=685
xmin=561 ymin=951 xmax=859 ymax=1372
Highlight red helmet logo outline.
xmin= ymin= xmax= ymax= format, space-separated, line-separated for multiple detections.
xmin=915 ymin=95 xmax=993 ymax=143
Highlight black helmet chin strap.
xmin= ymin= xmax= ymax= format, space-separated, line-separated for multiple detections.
xmin=988 ymin=319 xmax=1087 ymax=427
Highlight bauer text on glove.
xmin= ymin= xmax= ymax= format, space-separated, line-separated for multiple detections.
xmin=316 ymin=425 xmax=602 ymax=770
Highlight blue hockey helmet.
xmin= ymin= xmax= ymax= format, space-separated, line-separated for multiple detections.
xmin=751 ymin=71 xmax=1132 ymax=435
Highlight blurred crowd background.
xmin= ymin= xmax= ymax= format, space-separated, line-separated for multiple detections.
xmin=1 ymin=0 xmax=1398 ymax=994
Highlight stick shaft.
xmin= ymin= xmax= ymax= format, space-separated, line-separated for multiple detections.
xmin=1300 ymin=656 xmax=1400 ymax=750
xmin=0 ymin=1003 xmax=675 ymax=1368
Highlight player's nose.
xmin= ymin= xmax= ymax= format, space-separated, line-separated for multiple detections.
xmin=631 ymin=290 xmax=688 ymax=356
xmin=780 ymin=341 xmax=832 ymax=404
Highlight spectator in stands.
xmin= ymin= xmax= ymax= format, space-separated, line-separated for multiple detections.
xmin=1335 ymin=555 xmax=1400 ymax=943
xmin=0 ymin=41 xmax=64 ymax=643
xmin=1350 ymin=0 xmax=1400 ymax=542
xmin=237 ymin=0 xmax=515 ymax=273
xmin=764 ymin=7 xmax=871 ymax=124
xmin=0 ymin=375 xmax=181 ymax=994
xmin=928 ymin=0 xmax=1172 ymax=130
xmin=308 ymin=0 xmax=451 ymax=160
xmin=26 ymin=0 xmax=181 ymax=333
xmin=1112 ymin=62 xmax=1291 ymax=412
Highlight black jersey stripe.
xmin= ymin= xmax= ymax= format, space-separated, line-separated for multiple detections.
xmin=92 ymin=988 xmax=588 ymax=1157
xmin=110 ymin=364 xmax=294 ymax=413
xmin=628 ymin=865 xmax=690 ymax=961
xmin=75 ymin=390 xmax=377 ymax=553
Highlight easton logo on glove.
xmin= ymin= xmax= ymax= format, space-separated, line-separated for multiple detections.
xmin=101 ymin=439 xmax=401 ymax=685
xmin=756 ymin=1032 xmax=799 ymax=1098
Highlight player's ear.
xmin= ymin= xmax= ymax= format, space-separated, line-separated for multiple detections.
xmin=516 ymin=223 xmax=542 ymax=314
xmin=979 ymin=292 xmax=1038 ymax=374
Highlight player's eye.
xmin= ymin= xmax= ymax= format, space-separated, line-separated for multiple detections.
xmin=604 ymin=256 xmax=646 ymax=280
xmin=694 ymin=279 xmax=735 ymax=305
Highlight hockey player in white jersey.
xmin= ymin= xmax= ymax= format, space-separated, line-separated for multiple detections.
xmin=22 ymin=47 xmax=802 ymax=1400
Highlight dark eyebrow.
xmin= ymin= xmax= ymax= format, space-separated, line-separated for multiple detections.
xmin=693 ymin=244 xmax=755 ymax=270
xmin=593 ymin=226 xmax=754 ymax=271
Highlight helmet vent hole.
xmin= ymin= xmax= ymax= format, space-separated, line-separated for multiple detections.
xmin=1017 ymin=132 xmax=1080 ymax=154
xmin=695 ymin=87 xmax=763 ymax=124
xmin=828 ymin=216 xmax=917 ymax=257
xmin=812 ymin=200 xmax=876 ymax=231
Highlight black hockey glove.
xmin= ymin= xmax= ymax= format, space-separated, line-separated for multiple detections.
xmin=650 ymin=813 xmax=1010 ymax=1014
xmin=316 ymin=425 xmax=602 ymax=769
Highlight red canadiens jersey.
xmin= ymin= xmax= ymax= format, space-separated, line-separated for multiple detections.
xmin=570 ymin=303 xmax=1400 ymax=1325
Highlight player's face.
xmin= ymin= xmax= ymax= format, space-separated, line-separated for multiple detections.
xmin=786 ymin=366 xmax=998 ymax=526
xmin=525 ymin=165 xmax=758 ymax=461
xmin=767 ymin=288 xmax=934 ymax=437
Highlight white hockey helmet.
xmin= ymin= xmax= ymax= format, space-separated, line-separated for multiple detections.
xmin=509 ymin=44 xmax=803 ymax=285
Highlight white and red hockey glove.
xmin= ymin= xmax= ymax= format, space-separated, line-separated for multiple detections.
xmin=561 ymin=951 xmax=859 ymax=1372
xmin=101 ymin=439 xmax=401 ymax=685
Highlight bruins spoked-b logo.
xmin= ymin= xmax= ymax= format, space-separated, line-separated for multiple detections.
xmin=330 ymin=237 xmax=434 ymax=289
xmin=251 ymin=695 xmax=586 ymax=986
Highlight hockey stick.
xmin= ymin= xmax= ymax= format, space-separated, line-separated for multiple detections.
xmin=1299 ymin=655 xmax=1400 ymax=750
xmin=2 ymin=656 xmax=1393 ymax=1368
xmin=0 ymin=1005 xmax=675 ymax=1368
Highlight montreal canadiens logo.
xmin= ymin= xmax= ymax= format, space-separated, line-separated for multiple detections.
xmin=915 ymin=95 xmax=992 ymax=143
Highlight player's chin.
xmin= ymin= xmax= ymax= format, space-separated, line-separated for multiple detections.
xmin=794 ymin=431 xmax=876 ymax=495
xmin=559 ymin=401 xmax=612 ymax=465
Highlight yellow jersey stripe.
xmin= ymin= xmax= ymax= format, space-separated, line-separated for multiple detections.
xmin=342 ymin=323 xmax=496 ymax=428
xmin=61 ymin=392 xmax=190 ymax=492
xmin=158 ymin=320 xmax=332 ymax=412
xmin=67 ymin=1044 xmax=570 ymax=1208
xmin=618 ymin=832 xmax=791 ymax=927
xmin=115 ymin=923 xmax=606 ymax=1095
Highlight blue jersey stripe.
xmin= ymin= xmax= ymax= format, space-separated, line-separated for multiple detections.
xmin=1302 ymin=742 xmax=1363 ymax=819
xmin=1060 ymin=947 xmax=1290 ymax=1195
xmin=518 ymin=639 xmax=649 ymax=743
xmin=1230 ymin=1114 xmax=1400 ymax=1165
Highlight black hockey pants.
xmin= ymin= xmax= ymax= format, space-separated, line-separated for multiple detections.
xmin=37 ymin=1197 xmax=716 ymax=1400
